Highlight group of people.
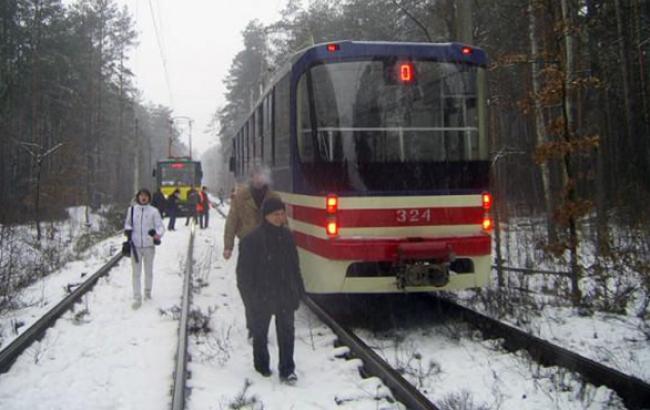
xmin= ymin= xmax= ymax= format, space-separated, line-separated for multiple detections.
xmin=151 ymin=186 xmax=211 ymax=231
xmin=124 ymin=166 xmax=304 ymax=386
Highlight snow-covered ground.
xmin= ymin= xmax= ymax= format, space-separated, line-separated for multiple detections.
xmin=0 ymin=206 xmax=647 ymax=409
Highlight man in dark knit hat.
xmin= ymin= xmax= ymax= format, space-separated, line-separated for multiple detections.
xmin=224 ymin=165 xmax=280 ymax=338
xmin=236 ymin=197 xmax=305 ymax=384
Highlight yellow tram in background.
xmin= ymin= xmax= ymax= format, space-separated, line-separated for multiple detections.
xmin=154 ymin=157 xmax=203 ymax=216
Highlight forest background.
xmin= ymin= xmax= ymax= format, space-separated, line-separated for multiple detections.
xmin=1 ymin=0 xmax=649 ymax=312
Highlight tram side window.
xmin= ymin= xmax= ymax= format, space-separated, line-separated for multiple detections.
xmin=257 ymin=104 xmax=264 ymax=160
xmin=243 ymin=123 xmax=250 ymax=169
xmin=232 ymin=138 xmax=238 ymax=177
xmin=250 ymin=116 xmax=256 ymax=161
xmin=297 ymin=76 xmax=313 ymax=161
xmin=297 ymin=66 xmax=342 ymax=163
xmin=263 ymin=94 xmax=273 ymax=165
xmin=239 ymin=131 xmax=245 ymax=175
xmin=274 ymin=74 xmax=290 ymax=167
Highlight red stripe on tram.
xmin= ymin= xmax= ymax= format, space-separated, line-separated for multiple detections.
xmin=288 ymin=203 xmax=484 ymax=228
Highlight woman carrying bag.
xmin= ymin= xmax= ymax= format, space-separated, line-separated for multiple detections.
xmin=124 ymin=188 xmax=165 ymax=309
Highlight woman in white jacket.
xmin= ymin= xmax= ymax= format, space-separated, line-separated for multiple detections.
xmin=124 ymin=189 xmax=165 ymax=309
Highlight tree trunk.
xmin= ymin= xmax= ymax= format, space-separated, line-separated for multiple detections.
xmin=35 ymin=160 xmax=42 ymax=242
xmin=614 ymin=0 xmax=634 ymax=170
xmin=633 ymin=0 xmax=650 ymax=174
xmin=561 ymin=0 xmax=582 ymax=306
xmin=529 ymin=0 xmax=556 ymax=243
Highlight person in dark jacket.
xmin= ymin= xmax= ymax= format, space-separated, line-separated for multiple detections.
xmin=224 ymin=166 xmax=280 ymax=338
xmin=151 ymin=188 xmax=166 ymax=217
xmin=236 ymin=197 xmax=305 ymax=384
xmin=167 ymin=189 xmax=180 ymax=231
xmin=185 ymin=187 xmax=199 ymax=226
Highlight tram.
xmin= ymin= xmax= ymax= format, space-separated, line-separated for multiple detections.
xmin=229 ymin=41 xmax=493 ymax=293
xmin=154 ymin=158 xmax=203 ymax=215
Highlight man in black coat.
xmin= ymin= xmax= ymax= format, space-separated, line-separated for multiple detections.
xmin=151 ymin=188 xmax=166 ymax=217
xmin=236 ymin=197 xmax=305 ymax=384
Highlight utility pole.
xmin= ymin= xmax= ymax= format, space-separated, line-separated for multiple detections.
xmin=134 ymin=118 xmax=140 ymax=194
xmin=171 ymin=116 xmax=194 ymax=159
xmin=189 ymin=119 xmax=193 ymax=160
xmin=168 ymin=119 xmax=174 ymax=158
xmin=15 ymin=140 xmax=64 ymax=242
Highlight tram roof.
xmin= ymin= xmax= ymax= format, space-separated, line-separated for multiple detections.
xmin=271 ymin=40 xmax=488 ymax=82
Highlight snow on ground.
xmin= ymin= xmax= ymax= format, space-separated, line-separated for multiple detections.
xmin=0 ymin=205 xmax=646 ymax=409
xmin=358 ymin=322 xmax=624 ymax=409
xmin=526 ymin=305 xmax=649 ymax=382
xmin=187 ymin=209 xmax=400 ymax=410
xmin=0 ymin=220 xmax=191 ymax=409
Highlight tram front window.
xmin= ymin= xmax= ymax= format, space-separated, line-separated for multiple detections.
xmin=297 ymin=59 xmax=489 ymax=193
xmin=296 ymin=58 xmax=489 ymax=194
xmin=160 ymin=166 xmax=196 ymax=186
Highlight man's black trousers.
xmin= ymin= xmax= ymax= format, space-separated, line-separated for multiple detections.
xmin=251 ymin=307 xmax=295 ymax=378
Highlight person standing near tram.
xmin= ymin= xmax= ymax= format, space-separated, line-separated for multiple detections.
xmin=236 ymin=197 xmax=304 ymax=384
xmin=198 ymin=186 xmax=209 ymax=229
xmin=223 ymin=165 xmax=280 ymax=336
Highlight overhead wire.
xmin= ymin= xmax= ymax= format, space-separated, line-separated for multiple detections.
xmin=148 ymin=0 xmax=174 ymax=108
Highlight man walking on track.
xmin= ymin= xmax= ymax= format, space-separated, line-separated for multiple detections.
xmin=223 ymin=165 xmax=280 ymax=337
xmin=236 ymin=197 xmax=304 ymax=384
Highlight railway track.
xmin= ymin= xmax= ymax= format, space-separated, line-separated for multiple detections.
xmin=0 ymin=253 xmax=123 ymax=373
xmin=171 ymin=225 xmax=195 ymax=409
xmin=309 ymin=292 xmax=650 ymax=409
xmin=433 ymin=296 xmax=650 ymax=410
xmin=305 ymin=295 xmax=440 ymax=410
xmin=0 ymin=228 xmax=197 ymax=410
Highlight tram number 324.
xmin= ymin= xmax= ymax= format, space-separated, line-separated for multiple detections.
xmin=395 ymin=208 xmax=432 ymax=223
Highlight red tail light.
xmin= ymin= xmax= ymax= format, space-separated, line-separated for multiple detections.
xmin=482 ymin=192 xmax=493 ymax=210
xmin=326 ymin=194 xmax=339 ymax=237
xmin=481 ymin=192 xmax=494 ymax=232
xmin=326 ymin=220 xmax=339 ymax=236
xmin=461 ymin=46 xmax=473 ymax=56
xmin=326 ymin=194 xmax=338 ymax=214
xmin=326 ymin=43 xmax=339 ymax=52
xmin=482 ymin=216 xmax=493 ymax=232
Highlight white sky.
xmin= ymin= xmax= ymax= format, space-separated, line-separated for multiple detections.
xmin=121 ymin=0 xmax=286 ymax=156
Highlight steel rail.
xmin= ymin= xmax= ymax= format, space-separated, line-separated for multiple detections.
xmin=171 ymin=225 xmax=195 ymax=410
xmin=435 ymin=297 xmax=650 ymax=410
xmin=0 ymin=253 xmax=123 ymax=374
xmin=214 ymin=206 xmax=227 ymax=219
xmin=304 ymin=295 xmax=440 ymax=410
xmin=492 ymin=264 xmax=571 ymax=277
